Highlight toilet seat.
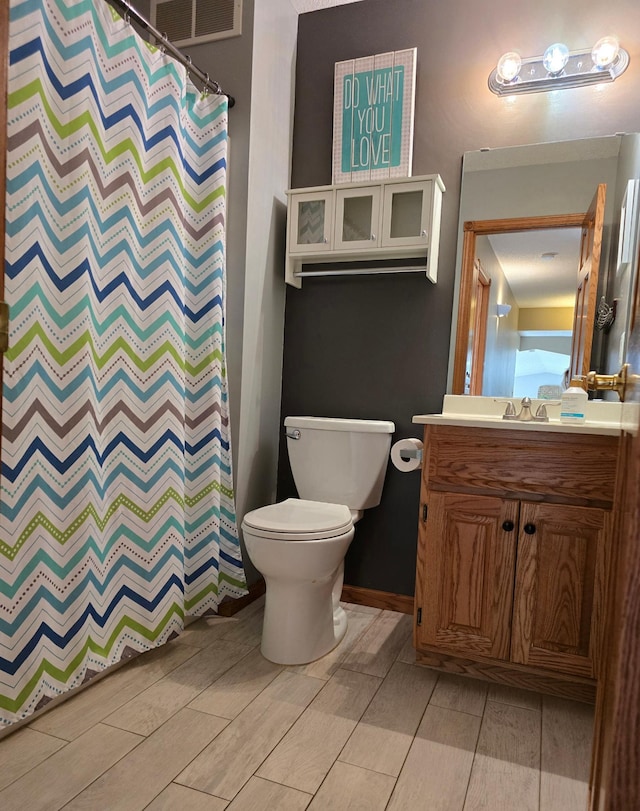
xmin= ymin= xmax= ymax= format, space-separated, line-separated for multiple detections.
xmin=242 ymin=498 xmax=353 ymax=541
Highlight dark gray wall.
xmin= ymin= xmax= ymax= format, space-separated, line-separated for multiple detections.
xmin=279 ymin=0 xmax=640 ymax=596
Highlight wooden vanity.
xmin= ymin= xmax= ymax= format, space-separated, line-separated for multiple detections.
xmin=413 ymin=422 xmax=620 ymax=702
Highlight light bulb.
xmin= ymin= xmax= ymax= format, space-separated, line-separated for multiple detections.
xmin=543 ymin=42 xmax=570 ymax=75
xmin=591 ymin=36 xmax=620 ymax=69
xmin=496 ymin=52 xmax=522 ymax=82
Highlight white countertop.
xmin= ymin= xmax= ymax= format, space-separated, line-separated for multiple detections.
xmin=412 ymin=395 xmax=626 ymax=436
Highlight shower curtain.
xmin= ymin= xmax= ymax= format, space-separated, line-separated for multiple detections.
xmin=0 ymin=0 xmax=246 ymax=727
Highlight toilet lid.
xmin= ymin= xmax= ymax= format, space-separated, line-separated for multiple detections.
xmin=242 ymin=499 xmax=353 ymax=537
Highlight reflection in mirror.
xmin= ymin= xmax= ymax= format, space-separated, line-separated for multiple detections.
xmin=449 ymin=135 xmax=640 ymax=398
xmin=453 ymin=210 xmax=597 ymax=397
xmin=474 ymin=228 xmax=581 ymax=399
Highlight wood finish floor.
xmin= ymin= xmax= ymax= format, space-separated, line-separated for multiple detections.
xmin=0 ymin=599 xmax=594 ymax=810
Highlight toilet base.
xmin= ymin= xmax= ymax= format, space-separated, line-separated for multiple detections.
xmin=260 ymin=569 xmax=348 ymax=665
xmin=334 ymin=604 xmax=347 ymax=641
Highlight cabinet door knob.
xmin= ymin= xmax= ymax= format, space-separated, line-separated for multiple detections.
xmin=502 ymin=520 xmax=515 ymax=532
xmin=370 ymin=234 xmax=376 ymax=241
xmin=524 ymin=523 xmax=536 ymax=535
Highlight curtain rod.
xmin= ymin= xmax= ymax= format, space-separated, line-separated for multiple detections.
xmin=108 ymin=0 xmax=235 ymax=107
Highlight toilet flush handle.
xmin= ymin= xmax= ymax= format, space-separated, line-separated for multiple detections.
xmin=286 ymin=429 xmax=301 ymax=440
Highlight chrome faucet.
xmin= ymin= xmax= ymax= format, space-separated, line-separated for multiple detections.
xmin=496 ymin=397 xmax=561 ymax=422
xmin=515 ymin=397 xmax=533 ymax=421
xmin=532 ymin=400 xmax=562 ymax=422
xmin=495 ymin=397 xmax=531 ymax=420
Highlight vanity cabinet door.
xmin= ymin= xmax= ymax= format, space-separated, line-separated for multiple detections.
xmin=417 ymin=491 xmax=518 ymax=660
xmin=511 ymin=502 xmax=608 ymax=679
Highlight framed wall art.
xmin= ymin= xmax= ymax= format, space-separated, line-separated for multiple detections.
xmin=332 ymin=48 xmax=416 ymax=185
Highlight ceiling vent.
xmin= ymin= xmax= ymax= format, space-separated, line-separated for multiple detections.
xmin=150 ymin=0 xmax=242 ymax=47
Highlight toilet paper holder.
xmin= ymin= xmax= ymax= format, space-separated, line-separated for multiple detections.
xmin=390 ymin=437 xmax=424 ymax=472
xmin=398 ymin=447 xmax=422 ymax=461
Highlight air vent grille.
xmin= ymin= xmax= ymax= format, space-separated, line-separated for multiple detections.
xmin=151 ymin=0 xmax=242 ymax=47
xmin=196 ymin=0 xmax=235 ymax=37
xmin=155 ymin=0 xmax=191 ymax=42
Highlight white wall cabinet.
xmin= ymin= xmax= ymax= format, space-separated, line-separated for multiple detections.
xmin=285 ymin=174 xmax=444 ymax=287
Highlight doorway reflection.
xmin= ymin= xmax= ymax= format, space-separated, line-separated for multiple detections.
xmin=470 ymin=227 xmax=581 ymax=398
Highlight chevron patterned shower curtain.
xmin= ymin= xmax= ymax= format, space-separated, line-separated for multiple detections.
xmin=0 ymin=0 xmax=246 ymax=727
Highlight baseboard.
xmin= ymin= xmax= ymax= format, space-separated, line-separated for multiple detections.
xmin=218 ymin=581 xmax=413 ymax=617
xmin=341 ymin=584 xmax=414 ymax=615
xmin=217 ymin=578 xmax=266 ymax=617
xmin=415 ymin=647 xmax=597 ymax=704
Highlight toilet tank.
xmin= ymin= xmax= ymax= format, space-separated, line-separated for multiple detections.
xmin=284 ymin=417 xmax=395 ymax=510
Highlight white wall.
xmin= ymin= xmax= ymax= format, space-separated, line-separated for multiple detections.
xmin=235 ymin=0 xmax=298 ymax=580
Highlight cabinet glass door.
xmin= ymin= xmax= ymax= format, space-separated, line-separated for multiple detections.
xmin=381 ymin=180 xmax=432 ymax=248
xmin=289 ymin=190 xmax=333 ymax=253
xmin=334 ymin=187 xmax=381 ymax=250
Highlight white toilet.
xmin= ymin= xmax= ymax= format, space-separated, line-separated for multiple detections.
xmin=241 ymin=416 xmax=395 ymax=665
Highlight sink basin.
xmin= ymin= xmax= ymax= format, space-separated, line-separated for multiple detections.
xmin=413 ymin=395 xmax=623 ymax=435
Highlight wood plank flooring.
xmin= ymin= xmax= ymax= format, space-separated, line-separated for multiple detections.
xmin=0 ymin=600 xmax=594 ymax=810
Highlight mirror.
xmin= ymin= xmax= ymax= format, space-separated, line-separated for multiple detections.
xmin=449 ymin=134 xmax=640 ymax=398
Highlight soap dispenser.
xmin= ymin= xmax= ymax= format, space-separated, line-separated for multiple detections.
xmin=560 ymin=377 xmax=588 ymax=424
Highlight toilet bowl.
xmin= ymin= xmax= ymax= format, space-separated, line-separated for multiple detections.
xmin=242 ymin=499 xmax=354 ymax=664
xmin=241 ymin=416 xmax=395 ymax=666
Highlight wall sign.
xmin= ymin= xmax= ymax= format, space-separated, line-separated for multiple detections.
xmin=333 ymin=48 xmax=416 ymax=184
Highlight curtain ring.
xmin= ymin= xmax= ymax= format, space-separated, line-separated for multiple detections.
xmin=124 ymin=11 xmax=130 ymax=25
xmin=202 ymin=74 xmax=210 ymax=98
xmin=160 ymin=33 xmax=168 ymax=55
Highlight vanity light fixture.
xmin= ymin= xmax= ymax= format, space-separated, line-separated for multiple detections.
xmin=496 ymin=303 xmax=512 ymax=318
xmin=542 ymin=42 xmax=570 ymax=76
xmin=489 ymin=36 xmax=629 ymax=96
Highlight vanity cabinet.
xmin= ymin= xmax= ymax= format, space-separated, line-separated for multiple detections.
xmin=285 ymin=174 xmax=444 ymax=287
xmin=414 ymin=424 xmax=618 ymax=701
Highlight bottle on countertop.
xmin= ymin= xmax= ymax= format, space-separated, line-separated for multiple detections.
xmin=560 ymin=377 xmax=588 ymax=424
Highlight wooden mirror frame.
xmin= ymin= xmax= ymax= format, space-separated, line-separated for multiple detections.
xmin=451 ymin=212 xmax=588 ymax=395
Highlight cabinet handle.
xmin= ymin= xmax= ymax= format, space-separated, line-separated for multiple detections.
xmin=370 ymin=234 xmax=376 ymax=241
xmin=502 ymin=520 xmax=514 ymax=532
xmin=421 ymin=229 xmax=427 ymax=237
xmin=524 ymin=523 xmax=536 ymax=535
